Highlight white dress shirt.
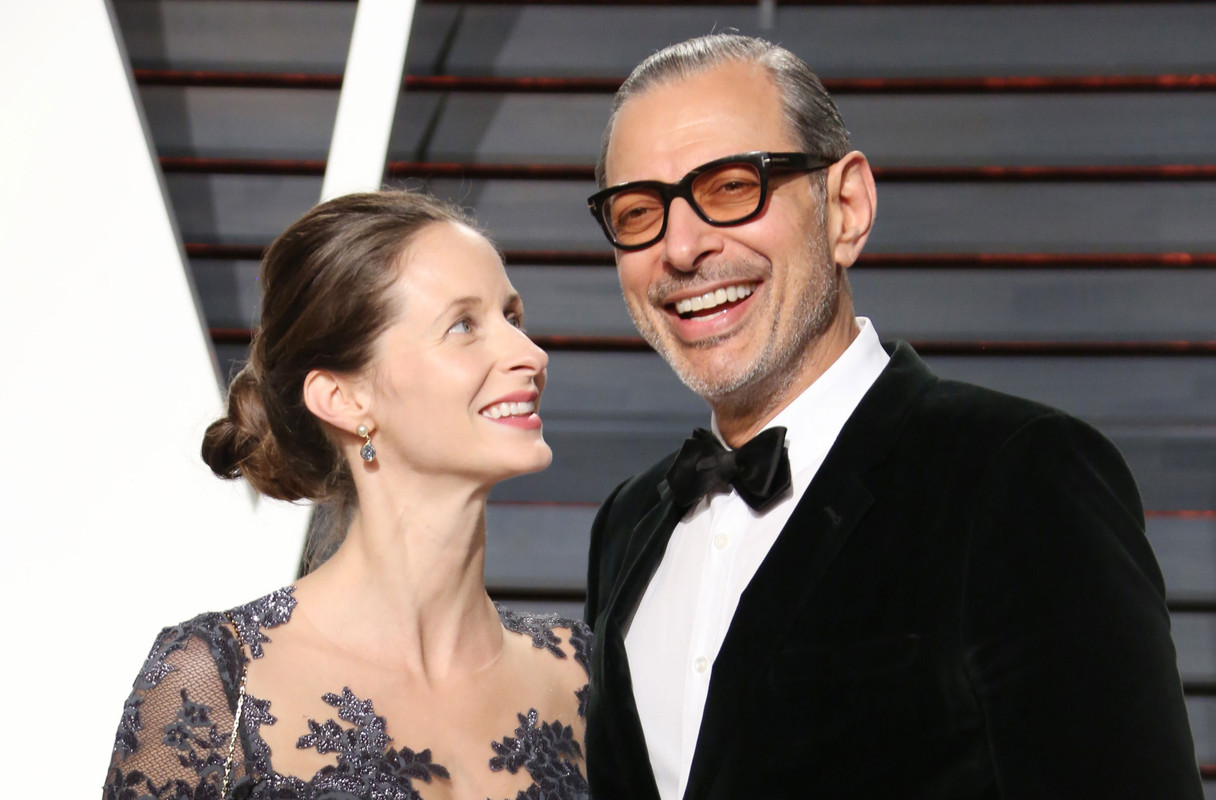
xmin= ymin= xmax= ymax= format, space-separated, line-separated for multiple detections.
xmin=622 ymin=318 xmax=890 ymax=800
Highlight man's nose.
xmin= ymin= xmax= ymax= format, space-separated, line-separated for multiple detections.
xmin=661 ymin=197 xmax=722 ymax=272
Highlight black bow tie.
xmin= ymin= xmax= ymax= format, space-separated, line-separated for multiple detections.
xmin=665 ymin=427 xmax=792 ymax=512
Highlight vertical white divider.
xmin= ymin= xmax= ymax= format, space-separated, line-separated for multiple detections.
xmin=321 ymin=0 xmax=419 ymax=201
xmin=0 ymin=1 xmax=310 ymax=794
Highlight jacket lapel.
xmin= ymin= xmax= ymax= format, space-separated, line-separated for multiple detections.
xmin=595 ymin=481 xmax=687 ymax=800
xmin=682 ymin=341 xmax=937 ymax=800
xmin=682 ymin=470 xmax=874 ymax=800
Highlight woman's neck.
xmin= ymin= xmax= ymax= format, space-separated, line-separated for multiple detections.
xmin=293 ymin=478 xmax=503 ymax=683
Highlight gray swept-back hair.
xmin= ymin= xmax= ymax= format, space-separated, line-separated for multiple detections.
xmin=595 ymin=33 xmax=850 ymax=188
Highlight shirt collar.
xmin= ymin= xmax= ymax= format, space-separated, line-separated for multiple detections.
xmin=709 ymin=317 xmax=889 ymax=475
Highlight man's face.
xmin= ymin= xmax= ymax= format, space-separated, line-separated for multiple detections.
xmin=604 ymin=62 xmax=841 ymax=408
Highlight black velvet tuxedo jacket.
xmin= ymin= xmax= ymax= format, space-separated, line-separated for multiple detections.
xmin=583 ymin=342 xmax=1202 ymax=800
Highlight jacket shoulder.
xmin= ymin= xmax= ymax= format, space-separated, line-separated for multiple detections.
xmin=867 ymin=345 xmax=1130 ymax=491
xmin=919 ymin=377 xmax=1063 ymax=431
xmin=891 ymin=371 xmax=1139 ymax=516
xmin=872 ymin=341 xmax=1086 ymax=457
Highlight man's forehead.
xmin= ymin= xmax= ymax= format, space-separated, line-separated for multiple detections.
xmin=615 ymin=62 xmax=781 ymax=132
xmin=605 ymin=63 xmax=789 ymax=182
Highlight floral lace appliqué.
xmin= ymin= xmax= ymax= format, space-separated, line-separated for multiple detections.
xmin=488 ymin=609 xmax=591 ymax=800
xmin=290 ymin=688 xmax=450 ymax=800
xmin=566 ymin=624 xmax=591 ymax=676
xmin=228 ymin=586 xmax=297 ymax=658
xmin=134 ymin=625 xmax=191 ymax=690
xmin=497 ymin=606 xmax=591 ymax=721
xmin=105 ymin=687 xmax=230 ymax=800
xmin=565 ymin=623 xmax=592 ymax=720
xmin=489 ymin=709 xmax=588 ymax=800
xmin=113 ymin=694 xmax=143 ymax=760
xmin=495 ymin=605 xmax=569 ymax=659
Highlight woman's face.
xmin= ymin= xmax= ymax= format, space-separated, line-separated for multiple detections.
xmin=365 ymin=221 xmax=551 ymax=485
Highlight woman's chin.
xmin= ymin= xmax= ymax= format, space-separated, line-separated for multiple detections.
xmin=493 ymin=443 xmax=554 ymax=483
xmin=518 ymin=443 xmax=555 ymax=476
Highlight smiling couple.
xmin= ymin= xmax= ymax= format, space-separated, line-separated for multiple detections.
xmin=103 ymin=34 xmax=1201 ymax=800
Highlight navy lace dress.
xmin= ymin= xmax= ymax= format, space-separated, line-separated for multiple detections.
xmin=102 ymin=588 xmax=592 ymax=800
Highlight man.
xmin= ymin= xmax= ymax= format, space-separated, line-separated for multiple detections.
xmin=581 ymin=33 xmax=1202 ymax=799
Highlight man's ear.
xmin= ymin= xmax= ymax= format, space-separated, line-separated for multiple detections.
xmin=825 ymin=151 xmax=877 ymax=270
xmin=302 ymin=368 xmax=371 ymax=437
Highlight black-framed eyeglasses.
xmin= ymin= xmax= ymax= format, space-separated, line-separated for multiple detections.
xmin=587 ymin=151 xmax=832 ymax=251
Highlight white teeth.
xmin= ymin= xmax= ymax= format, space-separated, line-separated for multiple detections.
xmin=482 ymin=400 xmax=536 ymax=419
xmin=673 ymin=283 xmax=755 ymax=316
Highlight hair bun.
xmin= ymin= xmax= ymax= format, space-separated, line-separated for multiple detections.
xmin=201 ymin=367 xmax=304 ymax=501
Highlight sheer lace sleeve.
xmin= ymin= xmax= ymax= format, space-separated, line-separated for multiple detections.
xmin=102 ymin=615 xmax=249 ymax=800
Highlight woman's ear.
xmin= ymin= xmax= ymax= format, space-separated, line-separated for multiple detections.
xmin=825 ymin=150 xmax=878 ymax=270
xmin=302 ymin=368 xmax=371 ymax=436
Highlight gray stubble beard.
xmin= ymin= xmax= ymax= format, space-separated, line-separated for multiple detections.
xmin=626 ymin=221 xmax=840 ymax=418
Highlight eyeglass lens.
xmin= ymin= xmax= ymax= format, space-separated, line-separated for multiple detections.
xmin=604 ymin=161 xmax=764 ymax=247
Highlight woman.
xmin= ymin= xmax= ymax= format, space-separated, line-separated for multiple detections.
xmin=102 ymin=191 xmax=590 ymax=800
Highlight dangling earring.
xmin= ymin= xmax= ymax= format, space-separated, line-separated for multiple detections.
xmin=356 ymin=424 xmax=376 ymax=462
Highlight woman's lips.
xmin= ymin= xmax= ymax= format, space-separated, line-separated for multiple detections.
xmin=479 ymin=395 xmax=542 ymax=429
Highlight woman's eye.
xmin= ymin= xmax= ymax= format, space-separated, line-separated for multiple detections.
xmin=507 ymin=313 xmax=524 ymax=330
xmin=447 ymin=319 xmax=472 ymax=335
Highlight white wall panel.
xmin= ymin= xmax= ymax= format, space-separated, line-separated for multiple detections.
xmin=0 ymin=2 xmax=309 ymax=794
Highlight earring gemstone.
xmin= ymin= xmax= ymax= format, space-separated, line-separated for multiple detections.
xmin=356 ymin=423 xmax=375 ymax=461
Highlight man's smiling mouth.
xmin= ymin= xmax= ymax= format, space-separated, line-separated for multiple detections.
xmin=671 ymin=283 xmax=756 ymax=319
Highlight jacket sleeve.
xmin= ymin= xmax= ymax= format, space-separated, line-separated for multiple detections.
xmin=960 ymin=412 xmax=1202 ymax=798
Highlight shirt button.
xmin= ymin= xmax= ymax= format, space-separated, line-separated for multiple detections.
xmin=713 ymin=533 xmax=730 ymax=550
xmin=694 ymin=656 xmax=709 ymax=674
